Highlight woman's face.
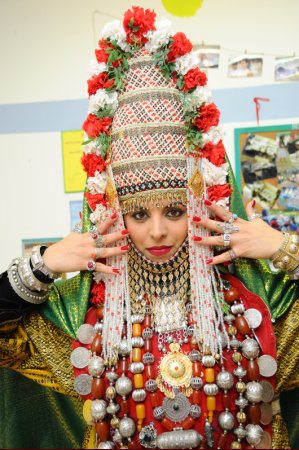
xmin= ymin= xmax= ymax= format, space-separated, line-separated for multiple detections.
xmin=124 ymin=203 xmax=188 ymax=262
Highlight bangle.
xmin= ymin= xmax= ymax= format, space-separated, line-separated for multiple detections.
xmin=7 ymin=258 xmax=50 ymax=305
xmin=270 ymin=233 xmax=299 ymax=274
xmin=18 ymin=257 xmax=52 ymax=292
xmin=31 ymin=245 xmax=61 ymax=280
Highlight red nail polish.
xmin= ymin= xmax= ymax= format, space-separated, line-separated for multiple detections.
xmin=204 ymin=199 xmax=212 ymax=206
xmin=113 ymin=268 xmax=120 ymax=274
xmin=193 ymin=216 xmax=201 ymax=222
xmin=121 ymin=229 xmax=129 ymax=235
xmin=251 ymin=200 xmax=256 ymax=208
xmin=111 ymin=212 xmax=117 ymax=219
xmin=121 ymin=245 xmax=129 ymax=251
xmin=193 ymin=236 xmax=202 ymax=242
xmin=206 ymin=258 xmax=213 ymax=264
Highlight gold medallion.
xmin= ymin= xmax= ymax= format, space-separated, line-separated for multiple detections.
xmin=187 ymin=166 xmax=204 ymax=199
xmin=156 ymin=343 xmax=193 ymax=398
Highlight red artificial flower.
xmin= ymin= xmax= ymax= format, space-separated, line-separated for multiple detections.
xmin=84 ymin=193 xmax=106 ymax=211
xmin=193 ymin=103 xmax=220 ymax=133
xmin=95 ymin=39 xmax=113 ymax=63
xmin=167 ymin=32 xmax=193 ymax=62
xmin=82 ymin=114 xmax=113 ymax=138
xmin=81 ymin=153 xmax=106 ymax=177
xmin=87 ymin=73 xmax=114 ymax=96
xmin=208 ymin=183 xmax=233 ymax=202
xmin=201 ymin=140 xmax=226 ymax=166
xmin=183 ymin=67 xmax=207 ymax=91
xmin=90 ymin=281 xmax=106 ymax=305
xmin=123 ymin=6 xmax=156 ymax=45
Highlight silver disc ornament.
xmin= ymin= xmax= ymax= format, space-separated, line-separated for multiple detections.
xmin=76 ymin=323 xmax=96 ymax=344
xmin=258 ymin=355 xmax=277 ymax=377
xmin=74 ymin=374 xmax=92 ymax=395
xmin=244 ymin=308 xmax=262 ymax=329
xmin=260 ymin=402 xmax=273 ymax=425
xmin=260 ymin=380 xmax=274 ymax=403
xmin=70 ymin=346 xmax=91 ymax=369
xmin=256 ymin=431 xmax=272 ymax=449
xmin=162 ymin=393 xmax=191 ymax=422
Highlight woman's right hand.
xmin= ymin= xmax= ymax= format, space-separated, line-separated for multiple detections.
xmin=42 ymin=213 xmax=129 ymax=275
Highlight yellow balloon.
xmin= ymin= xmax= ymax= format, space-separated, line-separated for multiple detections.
xmin=162 ymin=0 xmax=204 ymax=17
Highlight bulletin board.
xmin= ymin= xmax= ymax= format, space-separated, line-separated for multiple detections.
xmin=234 ymin=123 xmax=299 ymax=231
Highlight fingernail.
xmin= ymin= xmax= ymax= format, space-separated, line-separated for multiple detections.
xmin=111 ymin=212 xmax=117 ymax=219
xmin=206 ymin=258 xmax=213 ymax=264
xmin=193 ymin=216 xmax=201 ymax=222
xmin=121 ymin=245 xmax=130 ymax=251
xmin=204 ymin=199 xmax=212 ymax=206
xmin=121 ymin=229 xmax=129 ymax=235
xmin=113 ymin=268 xmax=120 ymax=274
xmin=251 ymin=200 xmax=256 ymax=208
xmin=193 ymin=236 xmax=202 ymax=242
xmin=79 ymin=211 xmax=82 ymax=219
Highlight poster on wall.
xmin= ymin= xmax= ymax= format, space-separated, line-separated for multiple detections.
xmin=193 ymin=44 xmax=220 ymax=69
xmin=70 ymin=200 xmax=83 ymax=231
xmin=61 ymin=130 xmax=86 ymax=193
xmin=234 ymin=124 xmax=299 ymax=232
xmin=274 ymin=56 xmax=299 ymax=82
xmin=228 ymin=54 xmax=263 ymax=78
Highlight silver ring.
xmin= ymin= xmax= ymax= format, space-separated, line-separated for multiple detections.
xmin=229 ymin=249 xmax=238 ymax=261
xmin=73 ymin=222 xmax=82 ymax=233
xmin=217 ymin=222 xmax=240 ymax=234
xmin=223 ymin=233 xmax=231 ymax=247
xmin=95 ymin=234 xmax=106 ymax=248
xmin=86 ymin=260 xmax=96 ymax=272
xmin=248 ymin=213 xmax=261 ymax=222
xmin=228 ymin=213 xmax=238 ymax=224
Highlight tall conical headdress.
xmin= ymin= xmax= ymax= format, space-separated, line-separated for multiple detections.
xmin=81 ymin=6 xmax=231 ymax=362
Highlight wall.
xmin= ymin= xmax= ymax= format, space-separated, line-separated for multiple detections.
xmin=0 ymin=0 xmax=298 ymax=270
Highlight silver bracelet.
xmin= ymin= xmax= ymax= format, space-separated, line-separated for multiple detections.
xmin=18 ymin=257 xmax=51 ymax=292
xmin=31 ymin=245 xmax=61 ymax=280
xmin=7 ymin=258 xmax=50 ymax=304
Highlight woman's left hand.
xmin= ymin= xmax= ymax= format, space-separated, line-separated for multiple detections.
xmin=192 ymin=200 xmax=284 ymax=265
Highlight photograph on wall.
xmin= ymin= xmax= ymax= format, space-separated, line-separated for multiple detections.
xmin=228 ymin=54 xmax=263 ymax=78
xmin=70 ymin=200 xmax=83 ymax=231
xmin=275 ymin=56 xmax=299 ymax=81
xmin=235 ymin=125 xmax=299 ymax=232
xmin=193 ymin=44 xmax=220 ymax=69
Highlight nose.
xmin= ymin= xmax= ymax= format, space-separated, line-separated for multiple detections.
xmin=149 ymin=213 xmax=167 ymax=241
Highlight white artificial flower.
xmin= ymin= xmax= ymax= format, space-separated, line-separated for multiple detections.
xmin=88 ymin=89 xmax=118 ymax=114
xmin=145 ymin=19 xmax=172 ymax=53
xmin=201 ymin=126 xmax=224 ymax=147
xmin=175 ymin=51 xmax=200 ymax=75
xmin=83 ymin=140 xmax=100 ymax=155
xmin=215 ymin=197 xmax=230 ymax=209
xmin=183 ymin=86 xmax=212 ymax=112
xmin=87 ymin=60 xmax=107 ymax=79
xmin=100 ymin=20 xmax=130 ymax=52
xmin=90 ymin=203 xmax=110 ymax=224
xmin=201 ymin=158 xmax=228 ymax=186
xmin=87 ymin=171 xmax=107 ymax=194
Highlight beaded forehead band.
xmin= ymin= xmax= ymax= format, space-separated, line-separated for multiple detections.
xmin=81 ymin=6 xmax=232 ymax=362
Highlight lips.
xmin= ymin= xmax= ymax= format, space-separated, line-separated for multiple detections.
xmin=147 ymin=246 xmax=172 ymax=256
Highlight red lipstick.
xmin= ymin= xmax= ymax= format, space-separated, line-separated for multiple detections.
xmin=147 ymin=246 xmax=172 ymax=256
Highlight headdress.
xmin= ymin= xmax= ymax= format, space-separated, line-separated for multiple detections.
xmin=81 ymin=6 xmax=232 ymax=363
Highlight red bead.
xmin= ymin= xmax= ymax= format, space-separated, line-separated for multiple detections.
xmin=122 ymin=323 xmax=127 ymax=337
xmin=222 ymin=393 xmax=231 ymax=409
xmin=120 ymin=358 xmax=128 ymax=374
xmin=181 ymin=416 xmax=195 ymax=430
xmin=95 ymin=420 xmax=109 ymax=441
xmin=224 ymin=287 xmax=240 ymax=303
xmin=248 ymin=404 xmax=261 ymax=424
xmin=193 ymin=362 xmax=201 ymax=376
xmin=144 ymin=315 xmax=151 ymax=327
xmin=150 ymin=392 xmax=160 ymax=407
xmin=121 ymin=399 xmax=130 ymax=415
xmin=91 ymin=334 xmax=102 ymax=354
xmin=91 ymin=377 xmax=105 ymax=399
xmin=144 ymin=339 xmax=152 ymax=352
xmin=235 ymin=315 xmax=250 ymax=335
xmin=217 ymin=433 xmax=228 ymax=449
xmin=193 ymin=390 xmax=201 ymax=404
xmin=145 ymin=365 xmax=154 ymax=379
xmin=96 ymin=306 xmax=104 ymax=320
xmin=161 ymin=417 xmax=174 ymax=431
xmin=247 ymin=359 xmax=260 ymax=381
